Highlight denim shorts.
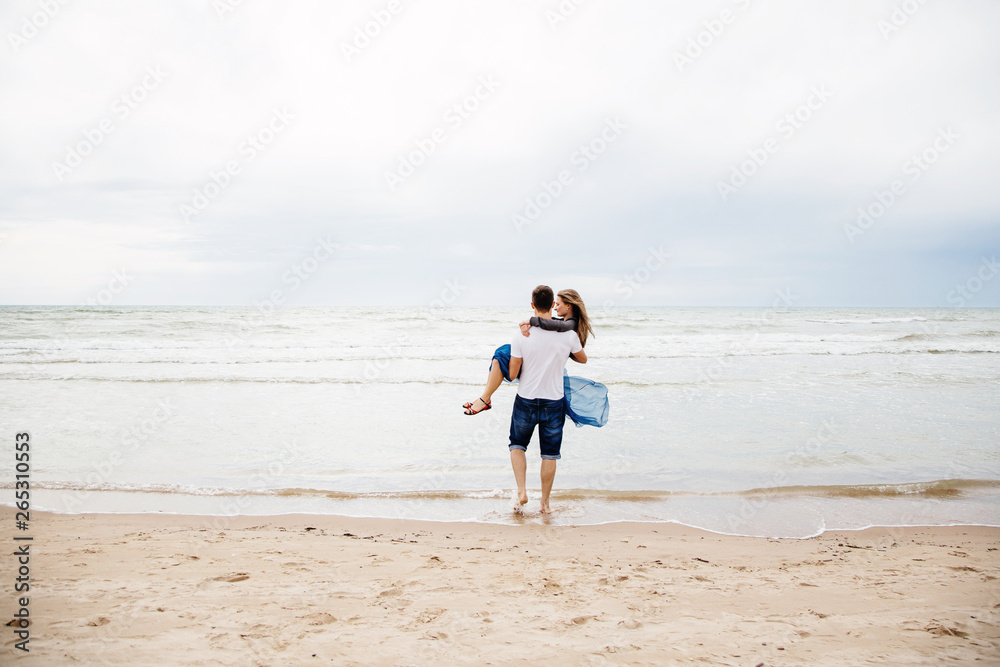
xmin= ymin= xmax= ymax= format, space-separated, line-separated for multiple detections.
xmin=508 ymin=394 xmax=566 ymax=460
xmin=492 ymin=344 xmax=513 ymax=382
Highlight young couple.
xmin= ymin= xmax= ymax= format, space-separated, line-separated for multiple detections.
xmin=463 ymin=285 xmax=606 ymax=514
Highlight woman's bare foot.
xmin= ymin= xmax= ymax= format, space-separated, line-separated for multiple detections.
xmin=518 ymin=489 xmax=528 ymax=506
xmin=540 ymin=502 xmax=552 ymax=514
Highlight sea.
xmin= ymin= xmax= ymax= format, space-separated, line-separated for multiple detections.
xmin=1 ymin=305 xmax=998 ymax=538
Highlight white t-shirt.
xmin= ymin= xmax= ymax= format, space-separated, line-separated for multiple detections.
xmin=510 ymin=326 xmax=583 ymax=400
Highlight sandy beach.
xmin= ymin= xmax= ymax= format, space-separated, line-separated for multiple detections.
xmin=1 ymin=509 xmax=997 ymax=665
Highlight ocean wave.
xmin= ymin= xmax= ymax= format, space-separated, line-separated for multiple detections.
xmin=804 ymin=317 xmax=930 ymax=325
xmin=0 ymin=374 xmax=704 ymax=387
xmin=3 ymin=347 xmax=999 ymax=369
xmin=735 ymin=479 xmax=1000 ymax=499
xmin=895 ymin=333 xmax=933 ymax=341
xmin=892 ymin=332 xmax=999 ymax=342
xmin=0 ymin=375 xmax=469 ymax=385
xmin=8 ymin=478 xmax=998 ymax=501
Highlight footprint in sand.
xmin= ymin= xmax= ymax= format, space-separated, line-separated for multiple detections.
xmin=925 ymin=622 xmax=969 ymax=638
xmin=378 ymin=587 xmax=404 ymax=598
xmin=302 ymin=612 xmax=337 ymax=625
xmin=211 ymin=573 xmax=250 ymax=583
xmin=415 ymin=608 xmax=445 ymax=624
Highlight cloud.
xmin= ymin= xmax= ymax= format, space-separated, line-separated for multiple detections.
xmin=1 ymin=0 xmax=997 ymax=306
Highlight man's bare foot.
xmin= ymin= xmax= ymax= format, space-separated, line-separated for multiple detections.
xmin=511 ymin=490 xmax=528 ymax=513
xmin=540 ymin=502 xmax=552 ymax=514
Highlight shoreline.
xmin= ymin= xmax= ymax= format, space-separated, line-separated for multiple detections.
xmin=4 ymin=509 xmax=999 ymax=664
xmin=13 ymin=475 xmax=1000 ymax=539
xmin=8 ymin=504 xmax=1000 ymax=540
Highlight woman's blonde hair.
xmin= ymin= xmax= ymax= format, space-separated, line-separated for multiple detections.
xmin=558 ymin=288 xmax=594 ymax=348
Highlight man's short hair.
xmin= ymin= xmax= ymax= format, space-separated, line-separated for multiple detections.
xmin=531 ymin=285 xmax=554 ymax=311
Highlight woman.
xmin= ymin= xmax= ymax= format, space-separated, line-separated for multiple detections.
xmin=463 ymin=289 xmax=608 ymax=428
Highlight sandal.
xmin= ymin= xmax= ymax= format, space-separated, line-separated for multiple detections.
xmin=464 ymin=398 xmax=491 ymax=415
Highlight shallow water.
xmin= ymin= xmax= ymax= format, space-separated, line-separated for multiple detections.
xmin=2 ymin=305 xmax=998 ymax=537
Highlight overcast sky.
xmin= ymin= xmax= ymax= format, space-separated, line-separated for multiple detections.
xmin=1 ymin=0 xmax=997 ymax=307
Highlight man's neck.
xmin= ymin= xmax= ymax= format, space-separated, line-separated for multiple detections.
xmin=533 ymin=310 xmax=551 ymax=319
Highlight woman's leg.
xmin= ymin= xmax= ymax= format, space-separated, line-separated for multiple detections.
xmin=465 ymin=359 xmax=506 ymax=412
xmin=481 ymin=359 xmax=505 ymax=403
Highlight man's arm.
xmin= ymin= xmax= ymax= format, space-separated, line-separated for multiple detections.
xmin=508 ymin=355 xmax=523 ymax=380
xmin=570 ymin=349 xmax=587 ymax=364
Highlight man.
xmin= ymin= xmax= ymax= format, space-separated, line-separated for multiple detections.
xmin=507 ymin=285 xmax=587 ymax=514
